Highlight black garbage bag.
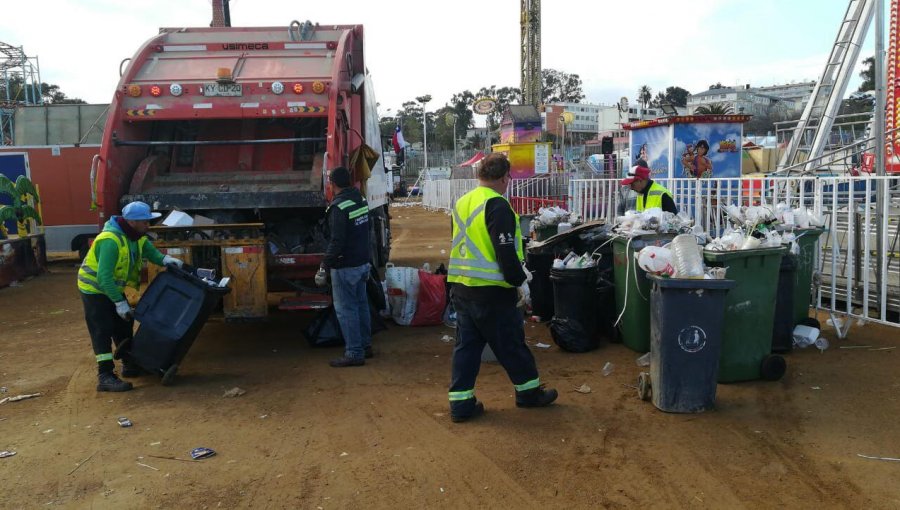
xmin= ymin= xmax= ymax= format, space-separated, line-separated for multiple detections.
xmin=549 ymin=317 xmax=599 ymax=353
xmin=304 ymin=304 xmax=388 ymax=348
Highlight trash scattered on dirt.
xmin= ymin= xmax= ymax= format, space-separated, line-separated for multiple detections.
xmin=574 ymin=384 xmax=592 ymax=394
xmin=8 ymin=281 xmax=21 ymax=288
xmin=0 ymin=392 xmax=42 ymax=405
xmin=259 ymin=414 xmax=269 ymax=419
xmin=839 ymin=345 xmax=872 ymax=349
xmin=636 ymin=353 xmax=651 ymax=367
xmin=826 ymin=317 xmax=844 ymax=329
xmin=0 ymin=387 xmax=7 ymax=393
xmin=0 ymin=451 xmax=16 ymax=458
xmin=869 ymin=346 xmax=896 ymax=351
xmin=117 ymin=417 xmax=133 ymax=428
xmin=811 ymin=386 xmax=822 ymax=390
xmin=68 ymin=452 xmax=96 ymax=475
xmin=440 ymin=488 xmax=445 ymax=493
xmin=48 ymin=309 xmax=68 ymax=315
xmin=440 ymin=335 xmax=453 ymax=343
xmin=339 ymin=452 xmax=348 ymax=457
xmin=857 ymin=453 xmax=900 ymax=462
xmin=190 ymin=447 xmax=216 ymax=460
xmin=440 ymin=249 xmax=446 ymax=254
xmin=149 ymin=442 xmax=161 ymax=446
xmin=147 ymin=454 xmax=198 ymax=463
xmin=223 ymin=387 xmax=246 ymax=398
xmin=602 ymin=362 xmax=614 ymax=376
xmin=42 ymin=429 xmax=53 ymax=434
xmin=137 ymin=462 xmax=159 ymax=471
xmin=534 ymin=342 xmax=551 ymax=349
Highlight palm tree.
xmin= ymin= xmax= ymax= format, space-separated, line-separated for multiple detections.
xmin=693 ymin=102 xmax=735 ymax=115
xmin=0 ymin=174 xmax=42 ymax=238
xmin=637 ymin=85 xmax=652 ymax=109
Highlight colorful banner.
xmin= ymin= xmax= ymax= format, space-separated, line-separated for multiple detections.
xmin=629 ymin=125 xmax=669 ymax=178
xmin=673 ymin=123 xmax=742 ymax=178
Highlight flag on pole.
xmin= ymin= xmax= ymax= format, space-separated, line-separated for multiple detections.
xmin=392 ymin=124 xmax=406 ymax=154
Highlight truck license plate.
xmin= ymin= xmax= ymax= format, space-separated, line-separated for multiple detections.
xmin=203 ymin=83 xmax=242 ymax=96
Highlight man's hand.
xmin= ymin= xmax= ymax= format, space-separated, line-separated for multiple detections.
xmin=162 ymin=255 xmax=184 ymax=268
xmin=522 ymin=263 xmax=533 ymax=283
xmin=315 ymin=267 xmax=328 ymax=288
xmin=114 ymin=301 xmax=133 ymax=320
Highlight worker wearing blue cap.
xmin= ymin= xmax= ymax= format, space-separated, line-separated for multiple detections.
xmin=77 ymin=201 xmax=184 ymax=392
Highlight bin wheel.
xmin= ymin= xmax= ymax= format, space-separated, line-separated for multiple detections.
xmin=760 ymin=355 xmax=786 ymax=381
xmin=638 ymin=372 xmax=652 ymax=401
xmin=161 ymin=364 xmax=179 ymax=386
xmin=799 ymin=317 xmax=821 ymax=330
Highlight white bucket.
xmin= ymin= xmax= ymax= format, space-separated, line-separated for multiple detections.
xmin=792 ymin=324 xmax=819 ymax=347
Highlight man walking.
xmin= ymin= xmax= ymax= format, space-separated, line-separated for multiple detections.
xmin=77 ymin=201 xmax=183 ymax=392
xmin=447 ymin=153 xmax=557 ymax=423
xmin=317 ymin=167 xmax=372 ymax=367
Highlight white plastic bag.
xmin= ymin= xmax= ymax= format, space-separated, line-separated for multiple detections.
xmin=637 ymin=246 xmax=675 ymax=277
xmin=385 ymin=263 xmax=420 ymax=325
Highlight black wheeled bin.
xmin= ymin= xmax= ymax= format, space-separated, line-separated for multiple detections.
xmin=126 ymin=265 xmax=230 ymax=385
xmin=771 ymin=254 xmax=797 ymax=353
xmin=526 ymin=251 xmax=555 ymax=320
xmin=642 ymin=275 xmax=735 ymax=413
xmin=549 ymin=265 xmax=599 ymax=352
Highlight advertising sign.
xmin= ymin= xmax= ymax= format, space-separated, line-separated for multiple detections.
xmin=629 ymin=125 xmax=669 ymax=178
xmin=673 ymin=123 xmax=742 ymax=178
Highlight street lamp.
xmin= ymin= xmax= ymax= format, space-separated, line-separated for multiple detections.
xmin=416 ymin=95 xmax=432 ymax=170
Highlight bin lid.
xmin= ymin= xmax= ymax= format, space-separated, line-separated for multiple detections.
xmin=647 ymin=274 xmax=736 ymax=290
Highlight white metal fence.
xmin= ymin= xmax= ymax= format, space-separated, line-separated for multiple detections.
xmin=569 ymin=176 xmax=900 ymax=331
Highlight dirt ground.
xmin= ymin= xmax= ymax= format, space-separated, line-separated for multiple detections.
xmin=1 ymin=205 xmax=899 ymax=509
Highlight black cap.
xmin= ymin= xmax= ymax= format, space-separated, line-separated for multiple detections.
xmin=329 ymin=167 xmax=352 ymax=188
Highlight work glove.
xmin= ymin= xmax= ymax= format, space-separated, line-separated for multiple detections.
xmin=516 ymin=282 xmax=531 ymax=309
xmin=315 ymin=266 xmax=328 ymax=288
xmin=522 ymin=262 xmax=533 ymax=283
xmin=162 ymin=255 xmax=184 ymax=268
xmin=114 ymin=300 xmax=133 ymax=321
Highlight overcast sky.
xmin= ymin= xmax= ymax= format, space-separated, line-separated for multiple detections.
xmin=0 ymin=0 xmax=876 ymax=119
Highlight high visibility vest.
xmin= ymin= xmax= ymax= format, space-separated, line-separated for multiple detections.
xmin=448 ymin=186 xmax=523 ymax=288
xmin=637 ymin=181 xmax=673 ymax=212
xmin=77 ymin=231 xmax=148 ymax=295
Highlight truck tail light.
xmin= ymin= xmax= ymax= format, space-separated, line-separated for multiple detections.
xmin=293 ymin=83 xmax=304 ymax=94
xmin=149 ymin=85 xmax=162 ymax=97
xmin=127 ymin=84 xmax=142 ymax=97
xmin=311 ymin=81 xmax=326 ymax=94
xmin=170 ymin=83 xmax=183 ymax=96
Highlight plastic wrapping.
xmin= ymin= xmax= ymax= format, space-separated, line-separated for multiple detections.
xmin=637 ymin=246 xmax=676 ymax=277
xmin=385 ymin=263 xmax=420 ymax=325
xmin=410 ymin=270 xmax=447 ymax=326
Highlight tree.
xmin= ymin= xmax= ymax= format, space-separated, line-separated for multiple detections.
xmin=858 ymin=56 xmax=875 ymax=92
xmin=637 ymin=85 xmax=652 ymax=109
xmin=0 ymin=76 xmax=86 ymax=105
xmin=650 ymin=91 xmax=667 ymax=108
xmin=664 ymin=86 xmax=690 ymax=107
xmin=541 ymin=69 xmax=584 ymax=104
xmin=693 ymin=103 xmax=734 ymax=115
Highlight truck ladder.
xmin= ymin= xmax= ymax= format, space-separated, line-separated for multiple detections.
xmin=778 ymin=0 xmax=875 ymax=170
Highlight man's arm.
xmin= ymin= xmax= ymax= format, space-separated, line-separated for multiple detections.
xmin=485 ymin=197 xmax=526 ymax=287
xmin=322 ymin=206 xmax=348 ymax=269
xmin=95 ymin=239 xmax=125 ymax=303
xmin=142 ymin=241 xmax=166 ymax=266
xmin=661 ymin=193 xmax=678 ymax=214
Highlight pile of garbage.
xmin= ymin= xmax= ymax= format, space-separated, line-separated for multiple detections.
xmin=614 ymin=208 xmax=697 ymax=237
xmin=636 ymin=234 xmax=724 ymax=279
xmin=707 ymin=203 xmax=825 ymax=252
xmin=552 ymin=251 xmax=597 ymax=269
xmin=531 ymin=206 xmax=582 ymax=234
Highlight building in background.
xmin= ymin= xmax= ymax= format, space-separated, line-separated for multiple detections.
xmin=687 ymin=82 xmax=811 ymax=117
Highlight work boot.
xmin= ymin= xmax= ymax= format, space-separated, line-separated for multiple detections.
xmin=329 ymin=356 xmax=365 ymax=368
xmin=451 ymin=400 xmax=485 ymax=423
xmin=515 ymin=386 xmax=558 ymax=408
xmin=97 ymin=372 xmax=133 ymax=392
xmin=364 ymin=346 xmax=375 ymax=359
xmin=121 ymin=361 xmax=150 ymax=378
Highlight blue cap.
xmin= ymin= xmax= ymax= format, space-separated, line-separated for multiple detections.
xmin=121 ymin=201 xmax=162 ymax=221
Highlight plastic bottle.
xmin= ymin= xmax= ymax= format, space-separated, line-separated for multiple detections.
xmin=670 ymin=234 xmax=704 ymax=278
xmin=557 ymin=222 xmax=572 ymax=234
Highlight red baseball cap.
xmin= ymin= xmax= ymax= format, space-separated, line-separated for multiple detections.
xmin=621 ymin=164 xmax=651 ymax=185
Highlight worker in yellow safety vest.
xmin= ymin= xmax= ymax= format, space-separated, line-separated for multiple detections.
xmin=77 ymin=201 xmax=183 ymax=392
xmin=621 ymin=162 xmax=678 ymax=214
xmin=446 ymin=153 xmax=557 ymax=423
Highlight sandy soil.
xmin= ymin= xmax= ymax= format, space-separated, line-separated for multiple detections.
xmin=0 ymin=205 xmax=898 ymax=509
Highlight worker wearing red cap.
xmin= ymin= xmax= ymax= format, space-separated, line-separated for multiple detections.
xmin=620 ymin=162 xmax=678 ymax=214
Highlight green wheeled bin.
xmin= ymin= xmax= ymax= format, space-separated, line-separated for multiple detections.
xmin=613 ymin=233 xmax=677 ymax=353
xmin=791 ymin=227 xmax=826 ymax=329
xmin=703 ymin=246 xmax=788 ymax=382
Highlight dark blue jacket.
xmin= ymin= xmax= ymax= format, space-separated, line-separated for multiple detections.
xmin=323 ymin=187 xmax=371 ymax=269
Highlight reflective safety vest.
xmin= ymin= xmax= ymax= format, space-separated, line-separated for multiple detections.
xmin=77 ymin=231 xmax=148 ymax=295
xmin=448 ymin=186 xmax=523 ymax=288
xmin=637 ymin=181 xmax=673 ymax=212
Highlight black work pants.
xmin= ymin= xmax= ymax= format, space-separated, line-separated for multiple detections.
xmin=449 ymin=288 xmax=540 ymax=416
xmin=81 ymin=292 xmax=133 ymax=374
